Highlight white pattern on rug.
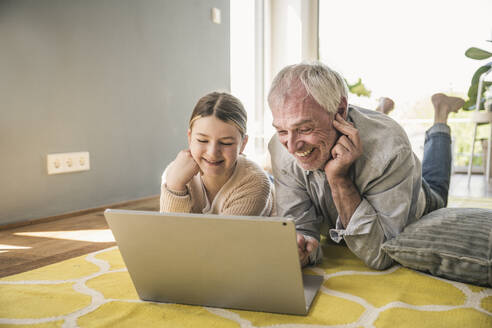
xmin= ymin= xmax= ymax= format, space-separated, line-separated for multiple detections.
xmin=1 ymin=246 xmax=491 ymax=328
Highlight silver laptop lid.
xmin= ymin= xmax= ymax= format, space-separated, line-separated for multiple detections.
xmin=104 ymin=209 xmax=322 ymax=315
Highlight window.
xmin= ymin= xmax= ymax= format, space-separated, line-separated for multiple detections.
xmin=230 ymin=0 xmax=266 ymax=166
xmin=319 ymin=0 xmax=492 ymax=171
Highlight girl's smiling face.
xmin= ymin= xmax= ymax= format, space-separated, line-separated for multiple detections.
xmin=188 ymin=115 xmax=247 ymax=180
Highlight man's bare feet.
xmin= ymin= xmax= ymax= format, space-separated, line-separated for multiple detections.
xmin=431 ymin=93 xmax=465 ymax=124
xmin=375 ymin=97 xmax=395 ymax=115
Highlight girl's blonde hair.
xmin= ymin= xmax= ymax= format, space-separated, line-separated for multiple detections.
xmin=189 ymin=92 xmax=247 ymax=138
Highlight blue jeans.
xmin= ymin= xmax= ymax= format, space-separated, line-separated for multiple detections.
xmin=421 ymin=123 xmax=451 ymax=214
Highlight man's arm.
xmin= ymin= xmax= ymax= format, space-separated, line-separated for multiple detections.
xmin=328 ymin=176 xmax=361 ymax=228
xmin=323 ymin=113 xmax=421 ymax=270
xmin=324 ymin=114 xmax=363 ymax=227
xmin=329 ymin=146 xmax=421 ymax=270
xmin=336 ymin=179 xmax=418 ymax=269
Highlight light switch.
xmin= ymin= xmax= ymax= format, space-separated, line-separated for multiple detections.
xmin=211 ymin=8 xmax=221 ymax=24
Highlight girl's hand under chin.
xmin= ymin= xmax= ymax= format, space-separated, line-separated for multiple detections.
xmin=166 ymin=149 xmax=200 ymax=192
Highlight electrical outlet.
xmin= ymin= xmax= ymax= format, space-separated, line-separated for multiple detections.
xmin=47 ymin=152 xmax=90 ymax=175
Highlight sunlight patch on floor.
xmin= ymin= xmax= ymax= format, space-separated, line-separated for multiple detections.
xmin=0 ymin=244 xmax=32 ymax=253
xmin=14 ymin=230 xmax=115 ymax=243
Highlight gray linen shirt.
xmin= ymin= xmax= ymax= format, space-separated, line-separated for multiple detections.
xmin=269 ymin=105 xmax=426 ymax=269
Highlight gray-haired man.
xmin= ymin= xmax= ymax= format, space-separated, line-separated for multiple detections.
xmin=268 ymin=62 xmax=463 ymax=269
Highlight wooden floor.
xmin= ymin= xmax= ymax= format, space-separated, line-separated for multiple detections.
xmin=1 ymin=173 xmax=491 ymax=278
xmin=0 ymin=197 xmax=160 ymax=278
xmin=449 ymin=172 xmax=492 ymax=198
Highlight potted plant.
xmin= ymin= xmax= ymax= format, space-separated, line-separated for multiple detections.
xmin=463 ymin=41 xmax=492 ymax=111
xmin=346 ymin=78 xmax=371 ymax=97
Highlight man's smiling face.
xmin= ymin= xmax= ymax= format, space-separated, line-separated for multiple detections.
xmin=271 ymin=87 xmax=341 ymax=171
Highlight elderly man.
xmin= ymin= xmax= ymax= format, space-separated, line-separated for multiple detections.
xmin=268 ymin=62 xmax=464 ymax=269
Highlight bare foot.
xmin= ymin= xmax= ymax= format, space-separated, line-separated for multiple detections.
xmin=431 ymin=93 xmax=464 ymax=124
xmin=375 ymin=97 xmax=395 ymax=115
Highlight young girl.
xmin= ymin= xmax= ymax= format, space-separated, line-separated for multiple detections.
xmin=160 ymin=92 xmax=274 ymax=216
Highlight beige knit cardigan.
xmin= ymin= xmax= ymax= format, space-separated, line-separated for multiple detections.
xmin=160 ymin=155 xmax=274 ymax=216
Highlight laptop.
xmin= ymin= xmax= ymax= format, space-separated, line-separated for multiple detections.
xmin=104 ymin=209 xmax=324 ymax=315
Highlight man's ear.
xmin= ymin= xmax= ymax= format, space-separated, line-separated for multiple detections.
xmin=239 ymin=135 xmax=249 ymax=154
xmin=337 ymin=97 xmax=348 ymax=120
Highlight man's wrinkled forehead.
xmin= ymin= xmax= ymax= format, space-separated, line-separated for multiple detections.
xmin=281 ymin=82 xmax=309 ymax=106
xmin=272 ymin=94 xmax=330 ymax=128
xmin=281 ymin=87 xmax=324 ymax=113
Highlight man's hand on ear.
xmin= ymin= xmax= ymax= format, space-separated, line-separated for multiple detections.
xmin=323 ymin=113 xmax=362 ymax=183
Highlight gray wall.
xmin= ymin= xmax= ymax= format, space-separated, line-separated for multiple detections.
xmin=0 ymin=0 xmax=230 ymax=225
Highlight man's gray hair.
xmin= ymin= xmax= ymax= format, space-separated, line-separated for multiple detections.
xmin=268 ymin=61 xmax=348 ymax=114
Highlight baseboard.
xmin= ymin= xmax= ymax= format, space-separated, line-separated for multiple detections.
xmin=0 ymin=195 xmax=160 ymax=231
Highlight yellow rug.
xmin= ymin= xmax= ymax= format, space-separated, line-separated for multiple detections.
xmin=1 ymin=246 xmax=491 ymax=327
xmin=1 ymin=197 xmax=491 ymax=327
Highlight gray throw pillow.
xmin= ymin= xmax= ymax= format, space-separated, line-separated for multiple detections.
xmin=382 ymin=207 xmax=492 ymax=287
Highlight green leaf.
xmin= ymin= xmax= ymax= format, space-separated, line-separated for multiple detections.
xmin=465 ymin=47 xmax=492 ymax=60
xmin=464 ymin=80 xmax=492 ymax=110
xmin=464 ymin=63 xmax=492 ymax=110
xmin=346 ymin=78 xmax=371 ymax=97
xmin=467 ymin=82 xmax=477 ymax=99
xmin=465 ymin=83 xmax=478 ymax=109
xmin=463 ymin=99 xmax=475 ymax=111
xmin=471 ymin=63 xmax=492 ymax=85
